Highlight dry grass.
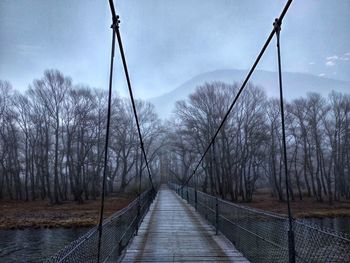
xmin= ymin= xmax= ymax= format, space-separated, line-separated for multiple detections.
xmin=243 ymin=190 xmax=350 ymax=218
xmin=2 ymin=190 xmax=349 ymax=230
xmin=0 ymin=195 xmax=135 ymax=229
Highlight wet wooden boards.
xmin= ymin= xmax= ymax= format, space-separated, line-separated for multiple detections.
xmin=120 ymin=185 xmax=249 ymax=262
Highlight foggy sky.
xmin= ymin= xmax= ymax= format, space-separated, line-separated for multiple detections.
xmin=0 ymin=0 xmax=349 ymax=99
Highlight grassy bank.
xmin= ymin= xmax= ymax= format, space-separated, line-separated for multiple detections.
xmin=2 ymin=191 xmax=350 ymax=230
xmin=244 ymin=192 xmax=350 ymax=218
xmin=0 ymin=195 xmax=135 ymax=230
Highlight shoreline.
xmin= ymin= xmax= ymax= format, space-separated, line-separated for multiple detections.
xmin=243 ymin=192 xmax=350 ymax=219
xmin=2 ymin=212 xmax=350 ymax=230
xmin=2 ymin=194 xmax=350 ymax=230
xmin=2 ymin=213 xmax=349 ymax=231
xmin=0 ymin=195 xmax=134 ymax=230
xmin=1 ymin=221 xmax=97 ymax=230
xmin=292 ymin=210 xmax=350 ymax=219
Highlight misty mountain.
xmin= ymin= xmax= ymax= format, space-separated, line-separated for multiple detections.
xmin=148 ymin=69 xmax=350 ymax=119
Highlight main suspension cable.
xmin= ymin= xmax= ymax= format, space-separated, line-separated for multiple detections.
xmin=181 ymin=0 xmax=293 ymax=189
xmin=97 ymin=27 xmax=116 ymax=263
xmin=108 ymin=0 xmax=155 ymax=191
xmin=274 ymin=17 xmax=295 ymax=263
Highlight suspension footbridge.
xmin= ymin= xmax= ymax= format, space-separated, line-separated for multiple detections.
xmin=44 ymin=0 xmax=350 ymax=262
xmin=46 ymin=183 xmax=350 ymax=262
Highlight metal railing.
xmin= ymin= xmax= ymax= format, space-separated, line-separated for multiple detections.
xmin=169 ymin=183 xmax=350 ymax=263
xmin=44 ymin=188 xmax=156 ymax=263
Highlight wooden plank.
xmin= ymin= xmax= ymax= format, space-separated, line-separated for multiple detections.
xmin=119 ymin=185 xmax=249 ymax=262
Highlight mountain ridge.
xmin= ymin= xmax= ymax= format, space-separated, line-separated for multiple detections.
xmin=148 ymin=69 xmax=350 ymax=119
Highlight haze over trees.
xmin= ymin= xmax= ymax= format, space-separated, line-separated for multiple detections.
xmin=165 ymin=82 xmax=350 ymax=203
xmin=0 ymin=70 xmax=163 ymax=204
xmin=1 ymin=70 xmax=349 ymax=204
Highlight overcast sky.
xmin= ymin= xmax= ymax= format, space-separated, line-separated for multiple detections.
xmin=0 ymin=0 xmax=349 ymax=98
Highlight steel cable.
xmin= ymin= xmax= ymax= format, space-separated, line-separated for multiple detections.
xmin=181 ymin=0 xmax=293 ymax=189
xmin=97 ymin=27 xmax=116 ymax=263
xmin=108 ymin=0 xmax=155 ymax=192
xmin=274 ymin=17 xmax=295 ymax=262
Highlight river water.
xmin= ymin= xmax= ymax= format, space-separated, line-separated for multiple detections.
xmin=0 ymin=227 xmax=88 ymax=262
xmin=0 ymin=217 xmax=349 ymax=262
xmin=298 ymin=217 xmax=350 ymax=234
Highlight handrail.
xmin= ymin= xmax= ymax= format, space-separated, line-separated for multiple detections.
xmin=45 ymin=188 xmax=156 ymax=263
xmin=170 ymin=183 xmax=350 ymax=263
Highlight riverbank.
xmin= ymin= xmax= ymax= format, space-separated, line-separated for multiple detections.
xmin=0 ymin=195 xmax=135 ymax=230
xmin=245 ymin=192 xmax=350 ymax=218
xmin=2 ymin=192 xmax=350 ymax=230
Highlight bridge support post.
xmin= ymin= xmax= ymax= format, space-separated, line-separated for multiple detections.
xmin=195 ymin=189 xmax=198 ymax=211
xmin=186 ymin=187 xmax=189 ymax=203
xmin=288 ymin=230 xmax=295 ymax=263
xmin=215 ymin=197 xmax=219 ymax=235
xmin=136 ymin=203 xmax=140 ymax=236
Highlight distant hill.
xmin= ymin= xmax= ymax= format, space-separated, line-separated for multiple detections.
xmin=148 ymin=69 xmax=350 ymax=119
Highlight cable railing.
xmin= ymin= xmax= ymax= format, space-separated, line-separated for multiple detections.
xmin=169 ymin=183 xmax=350 ymax=263
xmin=44 ymin=188 xmax=156 ymax=263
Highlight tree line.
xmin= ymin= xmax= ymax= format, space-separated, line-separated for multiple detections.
xmin=165 ymin=82 xmax=350 ymax=203
xmin=0 ymin=70 xmax=163 ymax=203
xmin=2 ymin=72 xmax=349 ymax=204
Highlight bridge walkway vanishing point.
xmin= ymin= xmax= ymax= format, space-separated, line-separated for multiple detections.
xmin=120 ymin=185 xmax=249 ymax=262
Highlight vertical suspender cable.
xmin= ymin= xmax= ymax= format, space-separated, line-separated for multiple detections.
xmin=97 ymin=24 xmax=116 ymax=263
xmin=274 ymin=18 xmax=295 ymax=263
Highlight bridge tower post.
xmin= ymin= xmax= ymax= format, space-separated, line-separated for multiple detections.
xmin=135 ymin=203 xmax=140 ymax=236
xmin=215 ymin=197 xmax=219 ymax=235
xmin=194 ymin=172 xmax=198 ymax=210
xmin=186 ymin=186 xmax=189 ymax=203
xmin=194 ymin=188 xmax=198 ymax=211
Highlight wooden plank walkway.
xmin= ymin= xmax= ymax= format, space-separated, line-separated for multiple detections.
xmin=120 ymin=185 xmax=249 ymax=262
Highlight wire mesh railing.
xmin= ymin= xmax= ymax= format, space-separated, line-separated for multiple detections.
xmin=44 ymin=188 xmax=156 ymax=263
xmin=169 ymin=183 xmax=350 ymax=263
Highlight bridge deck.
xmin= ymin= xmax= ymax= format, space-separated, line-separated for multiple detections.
xmin=120 ymin=185 xmax=249 ymax=262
